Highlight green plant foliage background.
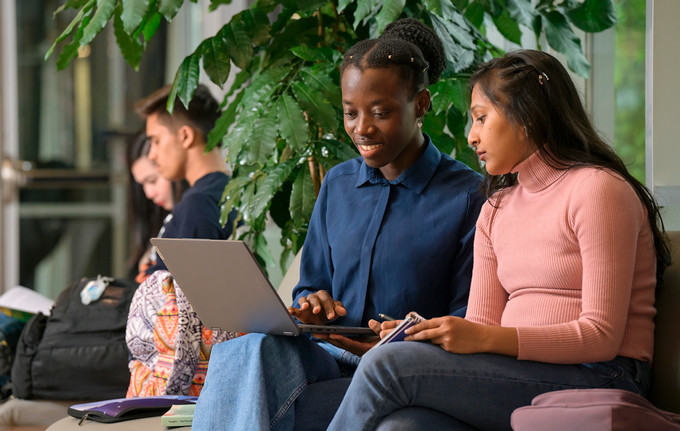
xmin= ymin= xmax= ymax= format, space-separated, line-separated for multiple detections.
xmin=48 ymin=0 xmax=616 ymax=272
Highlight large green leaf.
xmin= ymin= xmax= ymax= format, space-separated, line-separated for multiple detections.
xmin=240 ymin=67 xmax=288 ymax=114
xmin=250 ymin=159 xmax=298 ymax=219
xmin=243 ymin=111 xmax=279 ymax=165
xmin=167 ymin=52 xmax=200 ymax=112
xmin=201 ymin=36 xmax=231 ymax=87
xmin=565 ymin=0 xmax=617 ymax=33
xmin=113 ymin=6 xmax=143 ymax=69
xmin=209 ymin=0 xmax=234 ymax=12
xmin=353 ymin=0 xmax=380 ymax=29
xmin=464 ymin=1 xmax=485 ymax=28
xmin=446 ymin=10 xmax=477 ymax=50
xmin=158 ymin=0 xmax=183 ymax=21
xmin=219 ymin=21 xmax=254 ymax=70
xmin=291 ymin=46 xmax=337 ymax=63
xmin=45 ymin=0 xmax=96 ymax=60
xmin=479 ymin=0 xmax=504 ymax=17
xmin=224 ymin=68 xmax=251 ymax=102
xmin=81 ymin=0 xmax=117 ymax=46
xmin=447 ymin=105 xmax=467 ymax=142
xmin=317 ymin=138 xmax=358 ymax=168
xmin=225 ymin=121 xmax=249 ymax=163
xmin=493 ymin=9 xmax=522 ymax=45
xmin=506 ymin=0 xmax=535 ymax=31
xmin=300 ymin=65 xmax=341 ymax=106
xmin=240 ymin=179 xmax=260 ymax=223
xmin=207 ymin=91 xmax=244 ymax=151
xmin=422 ymin=0 xmax=458 ymax=19
xmin=54 ymin=0 xmax=91 ymax=17
xmin=141 ymin=9 xmax=162 ymax=41
xmin=220 ymin=176 xmax=252 ymax=225
xmin=541 ymin=10 xmax=590 ymax=78
xmin=430 ymin=14 xmax=474 ymax=73
xmin=337 ymin=0 xmax=352 ymax=13
xmin=121 ymin=0 xmax=149 ymax=34
xmin=431 ymin=130 xmax=456 ymax=155
xmin=375 ymin=0 xmax=406 ymax=34
xmin=456 ymin=146 xmax=481 ymax=172
xmin=294 ymin=0 xmax=328 ymax=16
xmin=277 ymin=94 xmax=309 ymax=152
xmin=253 ymin=233 xmax=276 ymax=272
xmin=57 ymin=15 xmax=90 ymax=70
xmin=430 ymin=77 xmax=468 ymax=115
xmin=289 ymin=166 xmax=316 ymax=222
xmin=291 ymin=82 xmax=338 ymax=134
xmin=239 ymin=8 xmax=271 ymax=46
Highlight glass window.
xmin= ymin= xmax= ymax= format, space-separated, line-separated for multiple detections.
xmin=614 ymin=0 xmax=646 ymax=183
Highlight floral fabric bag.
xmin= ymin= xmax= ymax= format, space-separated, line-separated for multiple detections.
xmin=126 ymin=271 xmax=237 ymax=397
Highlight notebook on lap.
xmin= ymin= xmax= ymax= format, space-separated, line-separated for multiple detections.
xmin=150 ymin=238 xmax=375 ymax=337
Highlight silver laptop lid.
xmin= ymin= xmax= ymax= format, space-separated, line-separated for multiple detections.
xmin=151 ymin=238 xmax=302 ymax=336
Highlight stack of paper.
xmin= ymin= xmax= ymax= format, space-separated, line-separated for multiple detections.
xmin=0 ymin=286 xmax=54 ymax=321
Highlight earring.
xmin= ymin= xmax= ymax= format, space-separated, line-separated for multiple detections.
xmin=417 ymin=118 xmax=423 ymax=128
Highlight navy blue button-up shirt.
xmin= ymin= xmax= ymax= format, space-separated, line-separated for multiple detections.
xmin=292 ymin=136 xmax=484 ymax=327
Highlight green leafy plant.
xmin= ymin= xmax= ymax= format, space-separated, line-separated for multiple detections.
xmin=48 ymin=0 xmax=616 ymax=272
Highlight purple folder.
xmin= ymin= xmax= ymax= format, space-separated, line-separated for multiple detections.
xmin=68 ymin=395 xmax=198 ymax=423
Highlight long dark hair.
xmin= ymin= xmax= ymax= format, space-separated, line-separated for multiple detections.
xmin=126 ymin=132 xmax=187 ymax=277
xmin=469 ymin=49 xmax=670 ymax=281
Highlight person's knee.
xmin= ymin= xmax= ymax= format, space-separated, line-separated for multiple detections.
xmin=376 ymin=407 xmax=476 ymax=431
xmin=354 ymin=343 xmax=410 ymax=385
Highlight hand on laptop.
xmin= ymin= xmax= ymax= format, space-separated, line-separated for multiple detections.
xmin=288 ymin=290 xmax=347 ymax=325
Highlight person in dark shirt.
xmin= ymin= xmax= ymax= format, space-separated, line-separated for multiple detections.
xmin=134 ymin=84 xmax=237 ymax=275
xmin=193 ymin=18 xmax=484 ymax=430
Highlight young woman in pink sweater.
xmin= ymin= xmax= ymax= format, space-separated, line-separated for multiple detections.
xmin=327 ymin=49 xmax=671 ymax=430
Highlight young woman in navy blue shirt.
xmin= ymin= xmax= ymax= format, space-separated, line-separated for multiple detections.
xmin=193 ymin=18 xmax=484 ymax=430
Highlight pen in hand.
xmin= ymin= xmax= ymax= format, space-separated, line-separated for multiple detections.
xmin=378 ymin=313 xmax=396 ymax=321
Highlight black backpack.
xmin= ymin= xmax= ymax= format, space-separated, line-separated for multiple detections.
xmin=11 ymin=276 xmax=138 ymax=400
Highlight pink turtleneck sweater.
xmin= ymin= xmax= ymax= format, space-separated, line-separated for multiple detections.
xmin=465 ymin=151 xmax=657 ymax=364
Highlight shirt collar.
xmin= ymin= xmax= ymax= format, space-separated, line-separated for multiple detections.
xmin=514 ymin=149 xmax=569 ymax=193
xmin=355 ymin=134 xmax=440 ymax=194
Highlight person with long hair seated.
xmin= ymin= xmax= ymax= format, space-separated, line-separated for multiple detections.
xmin=192 ymin=18 xmax=484 ymax=430
xmin=126 ymin=132 xmax=188 ymax=282
xmin=327 ymin=49 xmax=671 ymax=431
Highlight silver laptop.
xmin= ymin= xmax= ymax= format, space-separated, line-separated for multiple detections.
xmin=151 ymin=238 xmax=375 ymax=337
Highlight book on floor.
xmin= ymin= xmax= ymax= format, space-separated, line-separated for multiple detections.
xmin=161 ymin=403 xmax=196 ymax=427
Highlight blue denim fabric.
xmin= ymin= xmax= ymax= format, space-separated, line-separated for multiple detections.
xmin=327 ymin=342 xmax=651 ymax=431
xmin=316 ymin=340 xmax=361 ymax=369
xmin=193 ymin=334 xmax=341 ymax=431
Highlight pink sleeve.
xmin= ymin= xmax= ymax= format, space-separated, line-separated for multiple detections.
xmin=465 ymin=203 xmax=508 ymax=326
xmin=516 ymin=170 xmax=646 ymax=363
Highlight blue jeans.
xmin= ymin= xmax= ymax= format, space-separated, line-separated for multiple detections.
xmin=193 ymin=333 xmax=350 ymax=430
xmin=327 ymin=341 xmax=651 ymax=431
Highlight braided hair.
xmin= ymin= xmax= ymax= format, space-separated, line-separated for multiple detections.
xmin=341 ymin=18 xmax=445 ymax=97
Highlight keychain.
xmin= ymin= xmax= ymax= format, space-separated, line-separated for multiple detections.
xmin=80 ymin=275 xmax=115 ymax=305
